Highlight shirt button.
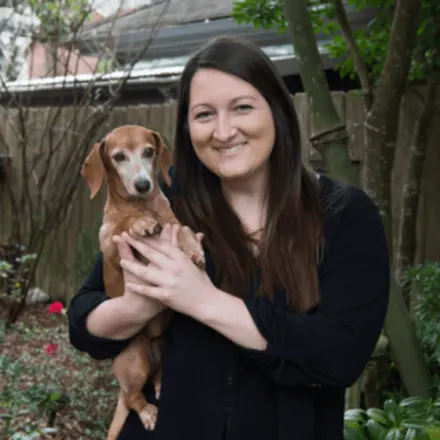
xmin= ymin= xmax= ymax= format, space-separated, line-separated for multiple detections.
xmin=227 ymin=376 xmax=234 ymax=385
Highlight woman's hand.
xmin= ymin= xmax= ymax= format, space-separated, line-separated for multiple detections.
xmin=112 ymin=229 xmax=167 ymax=316
xmin=117 ymin=224 xmax=267 ymax=350
xmin=119 ymin=224 xmax=216 ymax=319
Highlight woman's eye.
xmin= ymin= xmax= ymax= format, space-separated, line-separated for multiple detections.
xmin=143 ymin=147 xmax=154 ymax=158
xmin=113 ymin=152 xmax=126 ymax=162
xmin=236 ymin=104 xmax=253 ymax=112
xmin=195 ymin=111 xmax=211 ymax=120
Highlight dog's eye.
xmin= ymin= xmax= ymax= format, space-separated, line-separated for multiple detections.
xmin=113 ymin=152 xmax=126 ymax=162
xmin=143 ymin=147 xmax=154 ymax=158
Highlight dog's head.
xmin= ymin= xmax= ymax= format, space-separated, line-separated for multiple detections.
xmin=81 ymin=125 xmax=172 ymax=199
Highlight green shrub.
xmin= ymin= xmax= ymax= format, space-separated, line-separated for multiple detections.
xmin=405 ymin=261 xmax=440 ymax=395
xmin=344 ymin=396 xmax=440 ymax=439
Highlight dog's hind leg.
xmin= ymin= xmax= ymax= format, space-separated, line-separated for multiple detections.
xmin=107 ymin=391 xmax=130 ymax=440
xmin=111 ymin=335 xmax=159 ymax=432
xmin=126 ymin=389 xmax=159 ymax=431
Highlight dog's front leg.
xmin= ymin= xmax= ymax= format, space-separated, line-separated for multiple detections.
xmin=149 ymin=197 xmax=206 ymax=269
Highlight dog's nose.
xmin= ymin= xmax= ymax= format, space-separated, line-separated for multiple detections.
xmin=134 ymin=179 xmax=151 ymax=193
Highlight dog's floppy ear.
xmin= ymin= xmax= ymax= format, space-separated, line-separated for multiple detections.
xmin=151 ymin=131 xmax=172 ymax=187
xmin=81 ymin=139 xmax=106 ymax=199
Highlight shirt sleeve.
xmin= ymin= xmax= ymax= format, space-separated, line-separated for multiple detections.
xmin=242 ymin=186 xmax=390 ymax=388
xmin=67 ymin=253 xmax=133 ymax=360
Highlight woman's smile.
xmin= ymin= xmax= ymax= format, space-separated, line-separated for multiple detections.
xmin=214 ymin=141 xmax=248 ymax=157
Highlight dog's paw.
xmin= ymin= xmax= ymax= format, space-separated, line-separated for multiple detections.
xmin=131 ymin=218 xmax=162 ymax=238
xmin=139 ymin=404 xmax=158 ymax=431
xmin=178 ymin=226 xmax=206 ymax=270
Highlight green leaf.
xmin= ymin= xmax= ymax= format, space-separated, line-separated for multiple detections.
xmin=344 ymin=424 xmax=366 ymax=440
xmin=345 ymin=409 xmax=366 ymax=424
xmin=384 ymin=400 xmax=402 ymax=426
xmin=367 ymin=408 xmax=391 ymax=427
xmin=400 ymin=397 xmax=431 ymax=408
xmin=402 ymin=419 xmax=431 ymax=430
xmin=404 ymin=428 xmax=418 ymax=440
xmin=366 ymin=419 xmax=388 ymax=440
xmin=386 ymin=429 xmax=403 ymax=440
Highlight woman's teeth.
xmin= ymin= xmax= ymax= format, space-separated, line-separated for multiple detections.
xmin=217 ymin=142 xmax=247 ymax=154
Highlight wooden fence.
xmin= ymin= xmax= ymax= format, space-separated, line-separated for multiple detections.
xmin=1 ymin=89 xmax=439 ymax=302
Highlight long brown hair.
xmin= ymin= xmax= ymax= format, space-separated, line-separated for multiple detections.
xmin=172 ymin=36 xmax=324 ymax=313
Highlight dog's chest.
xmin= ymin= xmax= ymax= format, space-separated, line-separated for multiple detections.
xmin=99 ymin=223 xmax=114 ymax=255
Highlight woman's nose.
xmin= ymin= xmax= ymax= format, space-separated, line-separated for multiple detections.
xmin=213 ymin=113 xmax=237 ymax=142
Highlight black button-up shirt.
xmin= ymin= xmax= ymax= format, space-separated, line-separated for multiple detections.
xmin=67 ymin=174 xmax=390 ymax=440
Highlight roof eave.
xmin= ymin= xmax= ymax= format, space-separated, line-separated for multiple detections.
xmin=74 ymin=6 xmax=378 ymax=61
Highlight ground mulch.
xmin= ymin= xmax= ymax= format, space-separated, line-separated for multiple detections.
xmin=1 ymin=302 xmax=117 ymax=439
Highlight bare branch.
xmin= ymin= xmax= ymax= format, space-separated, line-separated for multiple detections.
xmin=0 ymin=0 xmax=172 ymax=323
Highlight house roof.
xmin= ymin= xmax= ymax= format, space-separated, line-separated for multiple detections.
xmin=74 ymin=0 xmax=245 ymax=64
xmin=74 ymin=1 xmax=377 ymax=67
xmin=80 ymin=0 xmax=236 ymax=39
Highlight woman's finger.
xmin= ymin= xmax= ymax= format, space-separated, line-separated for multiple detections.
xmin=121 ymin=232 xmax=172 ymax=267
xmin=113 ymin=235 xmax=135 ymax=261
xmin=159 ymin=223 xmax=180 ymax=248
xmin=120 ymin=259 xmax=166 ymax=287
xmin=125 ymin=282 xmax=163 ymax=301
xmin=159 ymin=223 xmax=173 ymax=242
xmin=171 ymin=224 xmax=180 ymax=247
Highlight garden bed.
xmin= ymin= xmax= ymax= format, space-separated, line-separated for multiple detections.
xmin=0 ymin=302 xmax=118 ymax=439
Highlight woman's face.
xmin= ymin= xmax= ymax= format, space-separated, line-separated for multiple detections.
xmin=187 ymin=68 xmax=276 ymax=185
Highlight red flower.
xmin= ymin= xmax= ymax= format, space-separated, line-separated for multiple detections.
xmin=48 ymin=301 xmax=64 ymax=314
xmin=46 ymin=343 xmax=58 ymax=355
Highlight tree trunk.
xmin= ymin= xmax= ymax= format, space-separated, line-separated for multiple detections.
xmin=361 ymin=0 xmax=431 ymax=397
xmin=280 ymin=0 xmax=358 ymax=186
xmin=363 ymin=0 xmax=423 ymax=246
xmin=386 ymin=271 xmax=431 ymax=395
xmin=282 ymin=0 xmax=431 ymax=398
xmin=395 ymin=74 xmax=440 ymax=291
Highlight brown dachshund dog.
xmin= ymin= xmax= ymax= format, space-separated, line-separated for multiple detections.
xmin=81 ymin=125 xmax=205 ymax=440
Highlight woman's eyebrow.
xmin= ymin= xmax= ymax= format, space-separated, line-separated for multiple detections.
xmin=190 ymin=95 xmax=257 ymax=111
xmin=231 ymin=95 xmax=257 ymax=103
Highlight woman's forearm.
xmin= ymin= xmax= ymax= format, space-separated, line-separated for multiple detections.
xmin=196 ymin=287 xmax=268 ymax=350
xmin=86 ymin=294 xmax=166 ymax=340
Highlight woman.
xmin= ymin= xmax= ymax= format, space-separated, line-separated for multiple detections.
xmin=68 ymin=36 xmax=390 ymax=439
